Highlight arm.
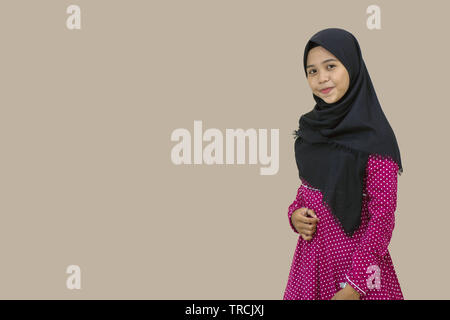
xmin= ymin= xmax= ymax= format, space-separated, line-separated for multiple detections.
xmin=345 ymin=155 xmax=400 ymax=297
xmin=287 ymin=185 xmax=305 ymax=234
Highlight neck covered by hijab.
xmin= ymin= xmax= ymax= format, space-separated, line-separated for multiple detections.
xmin=294 ymin=28 xmax=403 ymax=237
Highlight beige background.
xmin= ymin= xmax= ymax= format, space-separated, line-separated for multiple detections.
xmin=0 ymin=0 xmax=447 ymax=299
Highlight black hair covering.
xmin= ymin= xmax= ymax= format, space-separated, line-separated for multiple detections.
xmin=293 ymin=28 xmax=403 ymax=237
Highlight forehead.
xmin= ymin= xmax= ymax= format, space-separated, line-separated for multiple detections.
xmin=306 ymin=46 xmax=339 ymax=63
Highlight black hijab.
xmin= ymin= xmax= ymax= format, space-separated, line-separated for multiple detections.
xmin=293 ymin=28 xmax=403 ymax=237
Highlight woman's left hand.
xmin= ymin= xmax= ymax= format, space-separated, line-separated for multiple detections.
xmin=331 ymin=285 xmax=361 ymax=300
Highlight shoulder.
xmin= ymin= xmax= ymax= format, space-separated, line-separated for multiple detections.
xmin=368 ymin=154 xmax=399 ymax=169
xmin=367 ymin=154 xmax=399 ymax=178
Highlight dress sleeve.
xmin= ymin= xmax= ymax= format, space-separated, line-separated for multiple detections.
xmin=287 ymin=185 xmax=305 ymax=234
xmin=345 ymin=155 xmax=399 ymax=297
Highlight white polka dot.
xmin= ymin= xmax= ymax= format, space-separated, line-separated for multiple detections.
xmin=284 ymin=154 xmax=404 ymax=300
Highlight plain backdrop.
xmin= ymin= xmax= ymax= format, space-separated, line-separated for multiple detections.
xmin=0 ymin=0 xmax=448 ymax=299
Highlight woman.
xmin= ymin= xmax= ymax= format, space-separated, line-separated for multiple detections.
xmin=283 ymin=28 xmax=404 ymax=300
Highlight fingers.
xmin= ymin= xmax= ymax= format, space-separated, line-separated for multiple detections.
xmin=306 ymin=209 xmax=320 ymax=223
xmin=296 ymin=208 xmax=319 ymax=241
xmin=301 ymin=233 xmax=313 ymax=241
xmin=293 ymin=208 xmax=319 ymax=240
xmin=307 ymin=208 xmax=316 ymax=217
xmin=292 ymin=207 xmax=308 ymax=219
xmin=298 ymin=221 xmax=316 ymax=232
xmin=299 ymin=226 xmax=316 ymax=237
xmin=293 ymin=208 xmax=316 ymax=225
xmin=298 ymin=212 xmax=319 ymax=225
xmin=298 ymin=223 xmax=316 ymax=239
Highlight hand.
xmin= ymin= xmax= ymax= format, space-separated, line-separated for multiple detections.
xmin=291 ymin=207 xmax=319 ymax=241
xmin=331 ymin=285 xmax=361 ymax=300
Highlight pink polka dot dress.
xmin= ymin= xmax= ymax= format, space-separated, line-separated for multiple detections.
xmin=283 ymin=154 xmax=404 ymax=300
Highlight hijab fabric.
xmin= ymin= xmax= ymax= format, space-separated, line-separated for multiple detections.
xmin=294 ymin=28 xmax=403 ymax=237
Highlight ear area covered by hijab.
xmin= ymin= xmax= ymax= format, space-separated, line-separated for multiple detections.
xmin=294 ymin=28 xmax=403 ymax=237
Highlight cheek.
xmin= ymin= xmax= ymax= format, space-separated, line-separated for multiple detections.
xmin=336 ymin=72 xmax=349 ymax=91
xmin=341 ymin=77 xmax=350 ymax=93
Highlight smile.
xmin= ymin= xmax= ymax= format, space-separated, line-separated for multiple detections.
xmin=320 ymin=87 xmax=334 ymax=94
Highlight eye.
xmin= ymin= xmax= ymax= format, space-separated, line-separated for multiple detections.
xmin=308 ymin=64 xmax=336 ymax=76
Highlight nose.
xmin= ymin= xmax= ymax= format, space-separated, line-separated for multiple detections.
xmin=318 ymin=72 xmax=330 ymax=84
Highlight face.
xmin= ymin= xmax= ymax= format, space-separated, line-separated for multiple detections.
xmin=305 ymin=46 xmax=350 ymax=104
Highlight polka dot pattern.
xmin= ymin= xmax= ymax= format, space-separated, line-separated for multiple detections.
xmin=283 ymin=154 xmax=404 ymax=300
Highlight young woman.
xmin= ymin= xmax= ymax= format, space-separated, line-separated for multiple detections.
xmin=283 ymin=28 xmax=404 ymax=300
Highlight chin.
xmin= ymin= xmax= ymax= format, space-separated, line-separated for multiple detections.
xmin=324 ymin=98 xmax=336 ymax=103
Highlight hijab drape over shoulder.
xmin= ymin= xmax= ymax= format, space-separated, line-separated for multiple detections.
xmin=294 ymin=28 xmax=403 ymax=236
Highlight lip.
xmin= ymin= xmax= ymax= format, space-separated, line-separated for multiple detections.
xmin=320 ymin=87 xmax=334 ymax=94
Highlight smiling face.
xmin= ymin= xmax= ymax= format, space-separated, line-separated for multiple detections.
xmin=305 ymin=46 xmax=350 ymax=104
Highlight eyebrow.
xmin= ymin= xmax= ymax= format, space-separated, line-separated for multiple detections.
xmin=306 ymin=58 xmax=338 ymax=69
